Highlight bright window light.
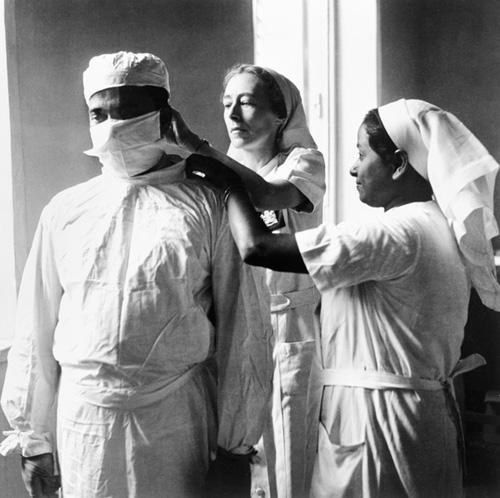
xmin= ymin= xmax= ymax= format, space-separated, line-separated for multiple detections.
xmin=253 ymin=0 xmax=378 ymax=224
xmin=0 ymin=0 xmax=17 ymax=348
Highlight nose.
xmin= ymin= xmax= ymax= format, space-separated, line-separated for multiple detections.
xmin=227 ymin=103 xmax=241 ymax=122
xmin=349 ymin=161 xmax=358 ymax=177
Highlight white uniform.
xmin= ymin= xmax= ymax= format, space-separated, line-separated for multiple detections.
xmin=296 ymin=201 xmax=474 ymax=498
xmin=251 ymin=147 xmax=325 ymax=498
xmin=1 ymin=160 xmax=273 ymax=498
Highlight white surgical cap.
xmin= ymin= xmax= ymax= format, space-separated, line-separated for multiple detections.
xmin=83 ymin=51 xmax=170 ymax=103
xmin=378 ymin=98 xmax=500 ymax=311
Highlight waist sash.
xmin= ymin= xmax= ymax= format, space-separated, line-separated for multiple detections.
xmin=61 ymin=362 xmax=204 ymax=410
xmin=322 ymin=353 xmax=486 ymax=478
xmin=322 ymin=354 xmax=485 ymax=391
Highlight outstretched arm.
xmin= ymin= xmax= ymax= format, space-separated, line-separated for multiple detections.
xmin=186 ymin=155 xmax=307 ymax=273
xmin=166 ymin=107 xmax=307 ymax=211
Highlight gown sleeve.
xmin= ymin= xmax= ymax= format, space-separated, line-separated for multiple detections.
xmin=272 ymin=147 xmax=326 ymax=213
xmin=296 ymin=214 xmax=420 ymax=291
xmin=1 ymin=207 xmax=62 ymax=457
xmin=210 ymin=209 xmax=273 ymax=453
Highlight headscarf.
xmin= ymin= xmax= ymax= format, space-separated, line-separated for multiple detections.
xmin=378 ymin=98 xmax=500 ymax=311
xmin=83 ymin=51 xmax=170 ymax=103
xmin=227 ymin=66 xmax=317 ymax=162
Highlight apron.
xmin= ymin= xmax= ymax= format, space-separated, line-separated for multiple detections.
xmin=57 ymin=363 xmax=215 ymax=498
xmin=312 ymin=354 xmax=485 ymax=498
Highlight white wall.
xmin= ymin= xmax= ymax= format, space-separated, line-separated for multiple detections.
xmin=331 ymin=0 xmax=378 ymax=223
xmin=0 ymin=0 xmax=17 ymax=347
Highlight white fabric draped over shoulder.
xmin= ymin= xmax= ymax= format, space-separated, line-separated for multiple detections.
xmin=378 ymin=99 xmax=500 ymax=311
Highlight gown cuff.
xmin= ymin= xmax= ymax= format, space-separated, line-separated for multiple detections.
xmin=0 ymin=429 xmax=53 ymax=457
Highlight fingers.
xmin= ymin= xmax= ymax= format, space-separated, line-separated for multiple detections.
xmin=186 ymin=155 xmax=248 ymax=198
xmin=24 ymin=474 xmax=61 ymax=497
xmin=21 ymin=454 xmax=61 ymax=497
xmin=42 ymin=475 xmax=61 ymax=494
xmin=185 ymin=155 xmax=225 ymax=180
xmin=159 ymin=105 xmax=173 ymax=138
xmin=23 ymin=473 xmax=44 ymax=497
xmin=169 ymin=108 xmax=189 ymax=136
xmin=169 ymin=106 xmax=181 ymax=119
xmin=186 ymin=154 xmax=217 ymax=171
xmin=185 ymin=156 xmax=208 ymax=180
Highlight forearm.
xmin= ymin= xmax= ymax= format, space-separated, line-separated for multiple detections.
xmin=225 ymin=189 xmax=307 ymax=273
xmin=1 ymin=347 xmax=59 ymax=457
xmin=169 ymin=108 xmax=305 ymax=209
xmin=1 ymin=217 xmax=61 ymax=457
xmin=197 ymin=143 xmax=305 ymax=210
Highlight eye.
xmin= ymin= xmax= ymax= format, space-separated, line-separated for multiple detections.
xmin=89 ymin=110 xmax=105 ymax=124
xmin=240 ymin=99 xmax=255 ymax=107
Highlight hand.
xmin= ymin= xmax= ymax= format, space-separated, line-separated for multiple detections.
xmin=159 ymin=104 xmax=173 ymax=138
xmin=163 ymin=106 xmax=205 ymax=152
xmin=205 ymin=447 xmax=256 ymax=498
xmin=21 ymin=453 xmax=61 ymax=497
xmin=186 ymin=154 xmax=244 ymax=191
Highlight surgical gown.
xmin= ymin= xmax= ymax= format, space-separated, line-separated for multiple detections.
xmin=296 ymin=201 xmax=472 ymax=498
xmin=1 ymin=159 xmax=273 ymax=498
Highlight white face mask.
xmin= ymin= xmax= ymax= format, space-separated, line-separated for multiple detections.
xmin=84 ymin=110 xmax=166 ymax=177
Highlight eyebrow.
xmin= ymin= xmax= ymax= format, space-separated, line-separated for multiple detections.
xmin=222 ymin=92 xmax=255 ymax=100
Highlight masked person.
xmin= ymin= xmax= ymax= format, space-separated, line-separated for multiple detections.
xmin=186 ymin=98 xmax=500 ymax=497
xmin=167 ymin=64 xmax=325 ymax=498
xmin=0 ymin=51 xmax=273 ymax=498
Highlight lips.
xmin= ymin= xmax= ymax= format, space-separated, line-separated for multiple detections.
xmin=231 ymin=127 xmax=247 ymax=134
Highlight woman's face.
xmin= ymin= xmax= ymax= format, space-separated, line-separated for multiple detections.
xmin=350 ymin=124 xmax=395 ymax=208
xmin=222 ymin=73 xmax=282 ymax=154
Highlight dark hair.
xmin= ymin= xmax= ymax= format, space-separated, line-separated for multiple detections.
xmin=222 ymin=64 xmax=287 ymax=119
xmin=362 ymin=109 xmax=399 ymax=166
xmin=144 ymin=85 xmax=170 ymax=109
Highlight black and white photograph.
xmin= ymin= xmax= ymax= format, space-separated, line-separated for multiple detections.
xmin=0 ymin=1 xmax=499 ymax=497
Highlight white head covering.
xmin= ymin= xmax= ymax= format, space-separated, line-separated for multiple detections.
xmin=378 ymin=98 xmax=500 ymax=311
xmin=83 ymin=51 xmax=170 ymax=103
xmin=228 ymin=66 xmax=317 ymax=162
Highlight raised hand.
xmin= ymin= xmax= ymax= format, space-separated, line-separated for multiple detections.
xmin=164 ymin=107 xmax=205 ymax=152
xmin=186 ymin=154 xmax=244 ymax=192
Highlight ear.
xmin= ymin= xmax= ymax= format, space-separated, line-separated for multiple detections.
xmin=392 ymin=149 xmax=409 ymax=180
